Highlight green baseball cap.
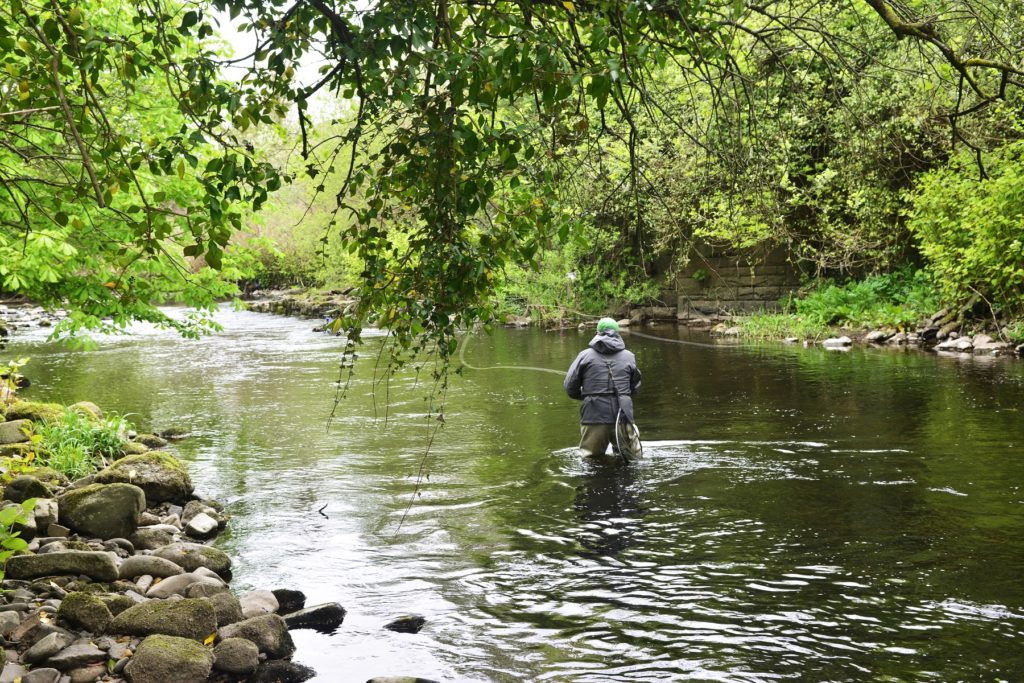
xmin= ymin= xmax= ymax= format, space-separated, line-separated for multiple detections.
xmin=596 ymin=317 xmax=619 ymax=332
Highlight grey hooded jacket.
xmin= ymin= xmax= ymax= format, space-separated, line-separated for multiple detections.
xmin=564 ymin=330 xmax=641 ymax=424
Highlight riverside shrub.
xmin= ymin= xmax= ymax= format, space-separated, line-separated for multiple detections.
xmin=910 ymin=142 xmax=1024 ymax=315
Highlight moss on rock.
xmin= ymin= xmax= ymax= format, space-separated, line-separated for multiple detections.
xmin=94 ymin=452 xmax=193 ymax=505
xmin=108 ymin=598 xmax=217 ymax=642
xmin=124 ymin=634 xmax=214 ymax=683
xmin=57 ymin=591 xmax=113 ymax=633
xmin=58 ymin=482 xmax=145 ymax=539
xmin=4 ymin=401 xmax=64 ymax=424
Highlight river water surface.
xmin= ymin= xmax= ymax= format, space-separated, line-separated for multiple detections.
xmin=6 ymin=307 xmax=1024 ymax=682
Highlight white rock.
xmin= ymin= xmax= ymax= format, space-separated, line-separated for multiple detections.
xmin=822 ymin=336 xmax=852 ymax=348
xmin=239 ymin=590 xmax=279 ymax=619
xmin=185 ymin=513 xmax=219 ymax=539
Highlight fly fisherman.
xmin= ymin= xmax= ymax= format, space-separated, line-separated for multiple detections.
xmin=564 ymin=318 xmax=641 ymax=459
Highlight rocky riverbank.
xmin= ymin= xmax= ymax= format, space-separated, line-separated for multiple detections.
xmin=242 ymin=287 xmax=1024 ymax=360
xmin=244 ymin=289 xmax=357 ymax=322
xmin=710 ymin=307 xmax=1024 ymax=358
xmin=0 ymin=301 xmax=65 ymax=340
xmin=0 ymin=399 xmax=428 ymax=683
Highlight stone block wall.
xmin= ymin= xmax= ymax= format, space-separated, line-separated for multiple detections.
xmin=675 ymin=246 xmax=801 ymax=318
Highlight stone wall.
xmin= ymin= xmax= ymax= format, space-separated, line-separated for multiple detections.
xmin=674 ymin=245 xmax=801 ymax=318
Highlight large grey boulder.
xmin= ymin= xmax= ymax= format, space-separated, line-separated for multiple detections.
xmin=217 ymin=614 xmax=294 ymax=658
xmin=124 ymin=634 xmax=214 ymax=683
xmin=56 ymin=592 xmax=113 ymax=633
xmin=93 ymin=452 xmax=193 ymax=506
xmin=212 ymin=637 xmax=259 ymax=674
xmin=5 ymin=551 xmax=118 ymax=582
xmin=0 ymin=419 xmax=31 ymax=445
xmin=118 ymin=555 xmax=184 ymax=580
xmin=57 ymin=483 xmax=145 ymax=540
xmin=108 ymin=598 xmax=216 ymax=642
xmin=152 ymin=542 xmax=231 ymax=578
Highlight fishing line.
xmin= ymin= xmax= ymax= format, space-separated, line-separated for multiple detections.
xmin=625 ymin=327 xmax=755 ymax=350
xmin=457 ymin=333 xmax=567 ymax=376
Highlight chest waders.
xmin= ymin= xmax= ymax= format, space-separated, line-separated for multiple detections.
xmin=605 ymin=361 xmax=643 ymax=462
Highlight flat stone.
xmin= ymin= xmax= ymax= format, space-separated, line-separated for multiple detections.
xmin=184 ymin=513 xmax=218 ymax=540
xmin=46 ymin=642 xmax=106 ymax=671
xmin=821 ymin=336 xmax=852 ymax=348
xmin=366 ymin=678 xmax=440 ymax=683
xmin=23 ymin=632 xmax=75 ymax=665
xmin=283 ymin=603 xmax=346 ymax=633
xmin=119 ymin=555 xmax=184 ymax=580
xmin=5 ymin=552 xmax=119 ymax=582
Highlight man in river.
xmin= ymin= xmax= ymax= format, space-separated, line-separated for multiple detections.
xmin=564 ymin=317 xmax=641 ymax=459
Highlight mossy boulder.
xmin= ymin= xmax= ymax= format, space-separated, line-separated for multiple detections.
xmin=58 ymin=483 xmax=145 ymax=539
xmin=5 ymin=551 xmax=119 ymax=582
xmin=117 ymin=442 xmax=150 ymax=459
xmin=108 ymin=598 xmax=217 ymax=642
xmin=212 ymin=637 xmax=258 ymax=674
xmin=97 ymin=592 xmax=137 ymax=616
xmin=0 ymin=442 xmax=32 ymax=457
xmin=94 ymin=452 xmax=193 ymax=506
xmin=124 ymin=634 xmax=214 ymax=683
xmin=57 ymin=591 xmax=113 ymax=633
xmin=69 ymin=401 xmax=103 ymax=420
xmin=3 ymin=475 xmax=52 ymax=503
xmin=152 ymin=542 xmax=231 ymax=578
xmin=4 ymin=401 xmax=64 ymax=424
xmin=217 ymin=614 xmax=294 ymax=659
xmin=133 ymin=433 xmax=168 ymax=449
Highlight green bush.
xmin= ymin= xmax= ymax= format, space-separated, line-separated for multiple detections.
xmin=792 ymin=269 xmax=939 ymax=329
xmin=34 ymin=409 xmax=132 ymax=478
xmin=909 ymin=141 xmax=1024 ymax=316
xmin=0 ymin=499 xmax=35 ymax=580
xmin=738 ymin=269 xmax=939 ymax=339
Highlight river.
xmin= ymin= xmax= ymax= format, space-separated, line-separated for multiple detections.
xmin=5 ymin=307 xmax=1024 ymax=682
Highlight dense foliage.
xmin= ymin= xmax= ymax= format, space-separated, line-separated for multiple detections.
xmin=2 ymin=0 xmax=1023 ymax=356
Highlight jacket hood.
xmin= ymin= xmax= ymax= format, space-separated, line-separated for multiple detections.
xmin=589 ymin=330 xmax=626 ymax=354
